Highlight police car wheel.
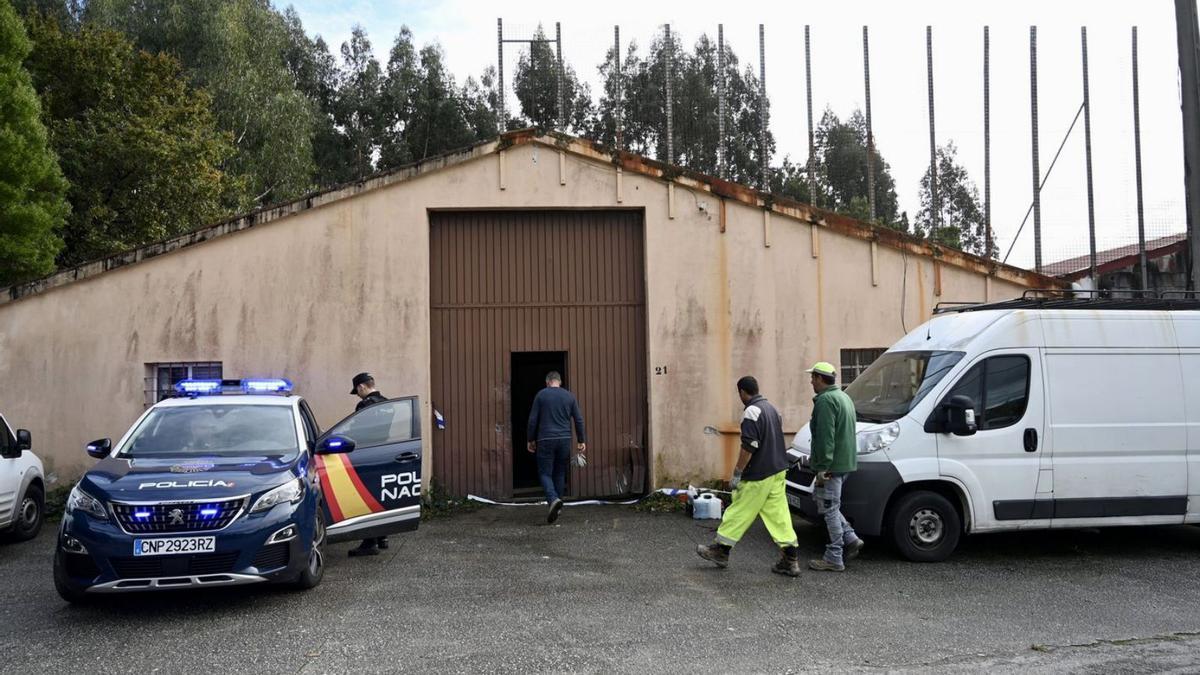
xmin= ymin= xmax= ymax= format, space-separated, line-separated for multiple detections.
xmin=291 ymin=507 xmax=326 ymax=590
xmin=6 ymin=483 xmax=43 ymax=542
xmin=888 ymin=490 xmax=961 ymax=563
xmin=53 ymin=547 xmax=90 ymax=604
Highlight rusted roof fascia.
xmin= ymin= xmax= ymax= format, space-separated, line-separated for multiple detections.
xmin=523 ymin=134 xmax=1061 ymax=290
xmin=1 ymin=139 xmax=502 ymax=305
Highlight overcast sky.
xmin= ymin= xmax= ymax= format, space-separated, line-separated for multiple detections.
xmin=286 ymin=0 xmax=1190 ymax=270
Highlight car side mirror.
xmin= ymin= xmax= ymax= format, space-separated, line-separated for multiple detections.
xmin=16 ymin=429 xmax=31 ymax=451
xmin=945 ymin=395 xmax=978 ymax=436
xmin=316 ymin=435 xmax=355 ymax=454
xmin=86 ymin=438 xmax=111 ymax=459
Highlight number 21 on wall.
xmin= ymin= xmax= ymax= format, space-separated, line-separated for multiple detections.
xmin=654 ymin=366 xmax=668 ymax=375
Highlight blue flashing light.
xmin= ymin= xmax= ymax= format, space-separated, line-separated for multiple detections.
xmin=240 ymin=378 xmax=293 ymax=395
xmin=199 ymin=507 xmax=219 ymax=518
xmin=174 ymin=379 xmax=224 ymax=396
xmin=133 ymin=510 xmax=152 ymax=520
xmin=326 ymin=440 xmax=344 ymax=449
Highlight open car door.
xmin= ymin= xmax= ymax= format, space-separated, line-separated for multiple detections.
xmin=316 ymin=397 xmax=422 ymax=543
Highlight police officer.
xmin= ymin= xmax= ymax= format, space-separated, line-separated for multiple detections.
xmin=348 ymin=372 xmax=388 ymax=557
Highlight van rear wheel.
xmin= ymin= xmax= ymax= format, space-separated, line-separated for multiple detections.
xmin=888 ymin=490 xmax=961 ymax=562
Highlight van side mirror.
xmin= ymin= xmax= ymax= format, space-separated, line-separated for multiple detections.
xmin=924 ymin=396 xmax=978 ymax=436
xmin=316 ymin=435 xmax=355 ymax=454
xmin=16 ymin=429 xmax=31 ymax=451
xmin=945 ymin=395 xmax=978 ymax=436
xmin=86 ymin=438 xmax=111 ymax=459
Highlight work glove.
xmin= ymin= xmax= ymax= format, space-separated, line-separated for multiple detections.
xmin=730 ymin=470 xmax=743 ymax=490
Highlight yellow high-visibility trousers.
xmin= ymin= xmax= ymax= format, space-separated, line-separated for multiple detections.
xmin=715 ymin=470 xmax=798 ymax=548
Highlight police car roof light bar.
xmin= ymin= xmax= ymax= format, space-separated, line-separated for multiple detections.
xmin=173 ymin=379 xmax=224 ymax=396
xmin=240 ymin=378 xmax=293 ymax=395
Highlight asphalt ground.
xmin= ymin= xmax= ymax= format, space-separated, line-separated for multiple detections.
xmin=3 ymin=505 xmax=1200 ymax=673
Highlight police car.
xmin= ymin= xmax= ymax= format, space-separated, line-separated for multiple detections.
xmin=53 ymin=378 xmax=423 ymax=602
xmin=0 ymin=411 xmax=44 ymax=543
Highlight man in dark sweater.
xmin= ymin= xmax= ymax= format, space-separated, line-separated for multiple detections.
xmin=697 ymin=376 xmax=801 ymax=576
xmin=526 ymin=371 xmax=586 ymax=523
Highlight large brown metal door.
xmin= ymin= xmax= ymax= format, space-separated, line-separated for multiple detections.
xmin=429 ymin=210 xmax=647 ymax=499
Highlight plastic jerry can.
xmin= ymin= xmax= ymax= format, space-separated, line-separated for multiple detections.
xmin=692 ymin=492 xmax=723 ymax=520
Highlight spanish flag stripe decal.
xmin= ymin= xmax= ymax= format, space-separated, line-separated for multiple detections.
xmin=317 ymin=453 xmax=385 ymax=520
xmin=314 ymin=455 xmax=344 ymax=522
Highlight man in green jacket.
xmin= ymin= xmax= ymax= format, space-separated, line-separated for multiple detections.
xmin=806 ymin=362 xmax=865 ymax=572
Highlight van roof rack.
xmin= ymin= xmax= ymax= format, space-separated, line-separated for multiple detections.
xmin=932 ymin=289 xmax=1200 ymax=314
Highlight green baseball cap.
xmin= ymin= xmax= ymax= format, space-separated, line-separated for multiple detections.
xmin=806 ymin=362 xmax=837 ymax=377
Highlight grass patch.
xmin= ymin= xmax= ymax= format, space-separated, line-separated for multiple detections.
xmin=45 ymin=484 xmax=72 ymax=523
xmin=420 ymin=482 xmax=484 ymax=521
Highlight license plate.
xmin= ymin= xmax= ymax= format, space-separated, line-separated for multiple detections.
xmin=133 ymin=536 xmax=216 ymax=556
xmin=786 ymin=492 xmax=807 ymax=509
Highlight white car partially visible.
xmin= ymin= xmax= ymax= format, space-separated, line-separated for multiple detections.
xmin=0 ymin=412 xmax=44 ymax=542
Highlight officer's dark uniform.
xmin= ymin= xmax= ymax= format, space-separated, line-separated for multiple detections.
xmin=348 ymin=373 xmax=389 ymax=557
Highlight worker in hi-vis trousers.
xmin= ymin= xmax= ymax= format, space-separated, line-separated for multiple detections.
xmin=697 ymin=376 xmax=801 ymax=577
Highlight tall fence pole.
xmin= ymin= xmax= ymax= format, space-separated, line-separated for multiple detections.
xmin=926 ymin=26 xmax=939 ymax=241
xmin=718 ymin=24 xmax=726 ymax=178
xmin=665 ymin=24 xmax=673 ymax=166
xmin=984 ymin=26 xmax=992 ymax=260
xmin=497 ymin=18 xmax=505 ymax=130
xmin=555 ymin=22 xmax=565 ymax=131
xmin=614 ymin=25 xmax=622 ymax=152
xmin=806 ymin=25 xmax=816 ymax=205
xmin=1133 ymin=26 xmax=1149 ymax=292
xmin=1031 ymin=26 xmax=1043 ymax=274
xmin=1175 ymin=0 xmax=1200 ymax=291
xmin=759 ymin=24 xmax=768 ymax=190
xmin=863 ymin=26 xmax=876 ymax=223
xmin=1082 ymin=27 xmax=1098 ymax=286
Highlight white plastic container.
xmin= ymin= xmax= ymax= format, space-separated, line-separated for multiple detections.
xmin=692 ymin=492 xmax=723 ymax=520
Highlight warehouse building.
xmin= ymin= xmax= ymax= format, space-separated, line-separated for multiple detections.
xmin=0 ymin=130 xmax=1054 ymax=499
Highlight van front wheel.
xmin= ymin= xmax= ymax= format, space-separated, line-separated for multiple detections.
xmin=888 ymin=491 xmax=961 ymax=562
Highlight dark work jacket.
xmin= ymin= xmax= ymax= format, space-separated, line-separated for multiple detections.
xmin=739 ymin=395 xmax=788 ymax=481
xmin=356 ymin=391 xmax=387 ymax=411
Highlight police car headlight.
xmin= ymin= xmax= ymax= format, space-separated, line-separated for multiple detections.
xmin=66 ymin=485 xmax=108 ymax=520
xmin=250 ymin=478 xmax=304 ymax=514
xmin=857 ymin=422 xmax=900 ymax=455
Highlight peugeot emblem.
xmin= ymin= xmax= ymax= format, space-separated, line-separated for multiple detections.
xmin=168 ymin=508 xmax=185 ymax=525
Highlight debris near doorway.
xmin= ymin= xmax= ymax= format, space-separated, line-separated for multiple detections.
xmin=631 ymin=492 xmax=688 ymax=514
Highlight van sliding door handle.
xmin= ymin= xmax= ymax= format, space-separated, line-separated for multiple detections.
xmin=396 ymin=451 xmax=420 ymax=462
xmin=1023 ymin=429 xmax=1038 ymax=453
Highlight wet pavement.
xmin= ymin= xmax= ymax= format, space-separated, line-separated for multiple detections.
xmin=3 ymin=505 xmax=1200 ymax=673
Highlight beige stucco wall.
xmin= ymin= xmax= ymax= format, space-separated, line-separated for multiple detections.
xmin=0 ymin=141 xmax=1029 ymax=488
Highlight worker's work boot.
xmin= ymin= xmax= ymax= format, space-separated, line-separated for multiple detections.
xmin=771 ymin=546 xmax=802 ymax=577
xmin=696 ymin=543 xmax=731 ymax=568
xmin=808 ymin=558 xmax=845 ymax=572
xmin=844 ymin=538 xmax=865 ymax=561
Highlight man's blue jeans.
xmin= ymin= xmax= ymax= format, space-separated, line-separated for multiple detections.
xmin=536 ymin=438 xmax=571 ymax=503
xmin=814 ymin=473 xmax=859 ymax=566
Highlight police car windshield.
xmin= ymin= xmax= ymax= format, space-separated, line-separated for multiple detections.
xmin=119 ymin=405 xmax=299 ymax=458
xmin=844 ymin=350 xmax=964 ymax=423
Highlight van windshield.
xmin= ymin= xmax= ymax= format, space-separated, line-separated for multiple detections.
xmin=118 ymin=405 xmax=299 ymax=458
xmin=844 ymin=351 xmax=964 ymax=423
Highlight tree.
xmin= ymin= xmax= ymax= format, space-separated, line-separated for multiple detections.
xmin=86 ymin=0 xmax=315 ymax=206
xmin=512 ymin=24 xmax=592 ymax=133
xmin=0 ymin=0 xmax=67 ymax=285
xmin=915 ymin=142 xmax=992 ymax=257
xmin=592 ymin=32 xmax=771 ymax=186
xmin=335 ymin=26 xmax=383 ymax=178
xmin=811 ymin=109 xmax=901 ymax=229
xmin=23 ymin=14 xmax=239 ymax=267
xmin=280 ymin=6 xmax=354 ymax=187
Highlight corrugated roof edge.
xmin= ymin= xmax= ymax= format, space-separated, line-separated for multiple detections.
xmin=0 ymin=128 xmax=1062 ymax=305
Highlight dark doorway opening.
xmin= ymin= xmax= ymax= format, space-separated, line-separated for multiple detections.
xmin=511 ymin=351 xmax=568 ymax=494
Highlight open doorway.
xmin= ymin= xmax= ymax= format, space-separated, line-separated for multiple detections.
xmin=511 ymin=351 xmax=567 ymax=495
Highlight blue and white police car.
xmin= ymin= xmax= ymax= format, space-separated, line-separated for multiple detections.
xmin=53 ymin=378 xmax=424 ymax=603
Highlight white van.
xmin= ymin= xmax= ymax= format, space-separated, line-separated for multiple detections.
xmin=786 ymin=299 xmax=1200 ymax=561
xmin=0 ymin=411 xmax=44 ymax=542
